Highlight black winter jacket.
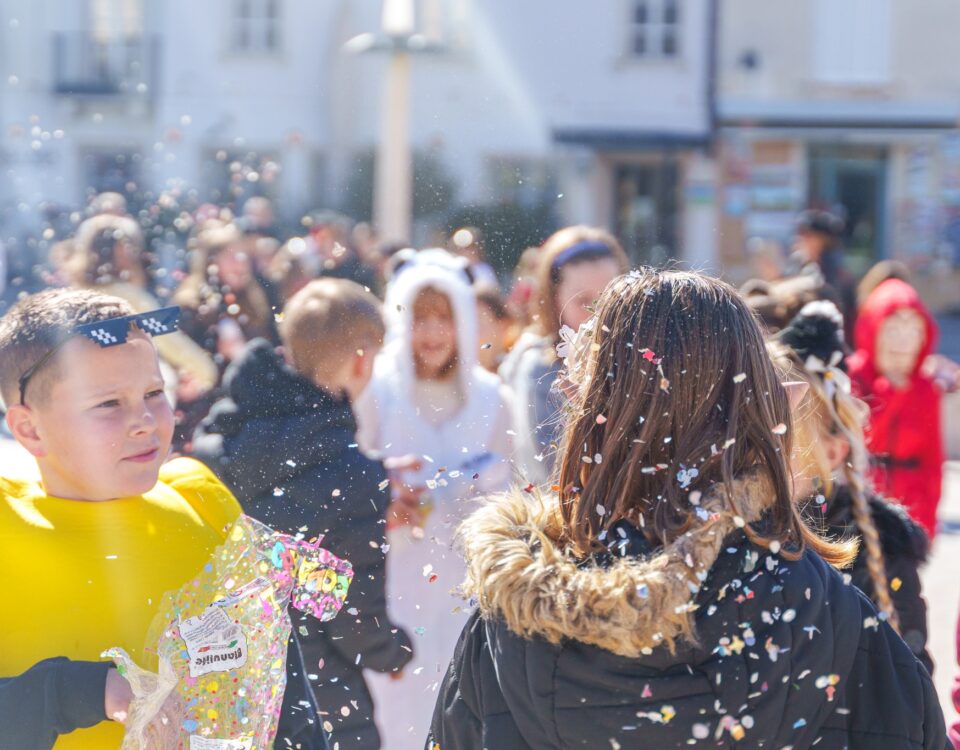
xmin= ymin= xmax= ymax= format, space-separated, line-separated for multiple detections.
xmin=428 ymin=480 xmax=948 ymax=750
xmin=0 ymin=658 xmax=110 ymax=750
xmin=193 ymin=340 xmax=412 ymax=749
xmin=804 ymin=486 xmax=932 ymax=674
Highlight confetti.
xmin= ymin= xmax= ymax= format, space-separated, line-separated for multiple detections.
xmin=102 ymin=516 xmax=352 ymax=747
xmin=890 ymin=577 xmax=902 ymax=591
xmin=733 ymin=372 xmax=747 ymax=383
xmin=596 ymin=414 xmax=608 ymax=424
xmin=772 ymin=423 xmax=788 ymax=435
xmin=676 ymin=466 xmax=699 ymax=489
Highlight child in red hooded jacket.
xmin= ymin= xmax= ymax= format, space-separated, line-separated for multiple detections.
xmin=848 ymin=278 xmax=943 ymax=539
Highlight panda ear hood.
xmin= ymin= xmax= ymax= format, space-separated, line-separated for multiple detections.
xmin=778 ymin=300 xmax=848 ymax=373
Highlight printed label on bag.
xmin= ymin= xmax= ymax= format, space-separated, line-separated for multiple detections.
xmin=179 ymin=606 xmax=248 ymax=677
xmin=189 ymin=737 xmax=253 ymax=750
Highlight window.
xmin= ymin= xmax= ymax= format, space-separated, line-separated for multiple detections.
xmin=232 ymin=0 xmax=281 ymax=54
xmin=630 ymin=0 xmax=680 ymax=59
xmin=814 ymin=0 xmax=890 ymax=84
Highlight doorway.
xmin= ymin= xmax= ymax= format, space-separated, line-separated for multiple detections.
xmin=613 ymin=158 xmax=679 ymax=266
xmin=808 ymin=144 xmax=887 ymax=276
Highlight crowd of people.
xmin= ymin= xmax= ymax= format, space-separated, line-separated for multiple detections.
xmin=0 ymin=192 xmax=958 ymax=749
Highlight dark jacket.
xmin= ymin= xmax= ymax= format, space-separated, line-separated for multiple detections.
xmin=0 ymin=658 xmax=110 ymax=750
xmin=193 ymin=339 xmax=412 ymax=749
xmin=804 ymin=486 xmax=932 ymax=674
xmin=428 ymin=478 xmax=948 ymax=750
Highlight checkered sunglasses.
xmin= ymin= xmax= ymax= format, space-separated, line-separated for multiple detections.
xmin=18 ymin=306 xmax=181 ymax=405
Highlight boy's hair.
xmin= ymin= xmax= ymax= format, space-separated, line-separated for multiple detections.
xmin=0 ymin=288 xmax=135 ymax=408
xmin=280 ymin=278 xmax=385 ymax=383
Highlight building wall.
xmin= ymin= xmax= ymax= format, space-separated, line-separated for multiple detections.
xmin=715 ymin=0 xmax=960 ymax=288
xmin=720 ymin=0 xmax=960 ymax=113
xmin=0 ymin=0 xmax=713 ymax=261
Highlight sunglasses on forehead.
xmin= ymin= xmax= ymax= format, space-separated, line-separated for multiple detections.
xmin=18 ymin=306 xmax=181 ymax=405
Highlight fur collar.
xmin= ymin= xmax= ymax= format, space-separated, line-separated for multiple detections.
xmin=460 ymin=473 xmax=775 ymax=658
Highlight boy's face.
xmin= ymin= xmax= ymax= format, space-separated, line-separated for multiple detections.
xmin=14 ymin=333 xmax=174 ymax=501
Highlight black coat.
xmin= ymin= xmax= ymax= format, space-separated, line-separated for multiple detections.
xmin=805 ymin=486 xmax=932 ymax=674
xmin=0 ymin=658 xmax=110 ymax=750
xmin=428 ymin=488 xmax=948 ymax=750
xmin=193 ymin=340 xmax=412 ymax=749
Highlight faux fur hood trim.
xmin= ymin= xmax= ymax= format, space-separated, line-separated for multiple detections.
xmin=460 ymin=473 xmax=775 ymax=658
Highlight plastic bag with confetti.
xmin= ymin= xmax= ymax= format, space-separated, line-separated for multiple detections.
xmin=102 ymin=514 xmax=353 ymax=749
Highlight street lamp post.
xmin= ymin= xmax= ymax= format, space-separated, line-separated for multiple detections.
xmin=345 ymin=0 xmax=443 ymax=244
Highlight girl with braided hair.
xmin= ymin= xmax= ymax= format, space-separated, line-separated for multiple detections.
xmin=772 ymin=299 xmax=932 ymax=674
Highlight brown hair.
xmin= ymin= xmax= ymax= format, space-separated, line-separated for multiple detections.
xmin=0 ymin=288 xmax=135 ymax=407
xmin=857 ymin=260 xmax=912 ymax=308
xmin=280 ymin=278 xmax=385 ymax=384
xmin=771 ymin=343 xmax=899 ymax=630
xmin=69 ymin=213 xmax=146 ymax=287
xmin=534 ymin=226 xmax=629 ymax=342
xmin=173 ymin=219 xmax=273 ymax=331
xmin=553 ymin=268 xmax=855 ymax=569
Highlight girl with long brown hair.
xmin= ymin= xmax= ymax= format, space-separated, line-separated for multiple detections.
xmin=428 ymin=268 xmax=946 ymax=749
xmin=499 ymin=225 xmax=628 ymax=486
xmin=772 ymin=300 xmax=932 ymax=673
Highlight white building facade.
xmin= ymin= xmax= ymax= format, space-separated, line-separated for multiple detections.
xmin=0 ymin=0 xmax=717 ymax=267
xmin=716 ymin=0 xmax=960 ymax=300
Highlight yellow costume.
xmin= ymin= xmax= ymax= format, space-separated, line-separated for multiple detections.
xmin=0 ymin=457 xmax=241 ymax=748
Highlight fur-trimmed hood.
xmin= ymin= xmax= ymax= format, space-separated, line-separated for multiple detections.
xmin=460 ymin=472 xmax=775 ymax=658
xmin=431 ymin=477 xmax=948 ymax=749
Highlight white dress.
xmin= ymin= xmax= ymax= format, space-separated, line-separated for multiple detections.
xmin=354 ymin=256 xmax=514 ymax=749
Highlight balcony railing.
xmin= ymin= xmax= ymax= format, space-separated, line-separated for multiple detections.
xmin=53 ymin=32 xmax=158 ymax=97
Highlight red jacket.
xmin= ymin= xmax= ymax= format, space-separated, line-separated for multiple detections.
xmin=848 ymin=279 xmax=943 ymax=539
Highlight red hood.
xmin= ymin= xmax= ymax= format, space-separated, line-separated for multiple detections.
xmin=853 ymin=278 xmax=938 ymax=377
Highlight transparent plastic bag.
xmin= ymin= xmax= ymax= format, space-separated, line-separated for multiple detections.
xmin=103 ymin=515 xmax=352 ymax=749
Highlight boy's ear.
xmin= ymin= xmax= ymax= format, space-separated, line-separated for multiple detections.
xmin=5 ymin=405 xmax=47 ymax=458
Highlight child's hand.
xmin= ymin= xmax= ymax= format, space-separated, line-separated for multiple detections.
xmin=922 ymin=353 xmax=960 ymax=393
xmin=387 ymin=496 xmax=425 ymax=530
xmin=105 ymin=667 xmax=133 ymax=722
xmin=105 ymin=666 xmax=184 ymax=744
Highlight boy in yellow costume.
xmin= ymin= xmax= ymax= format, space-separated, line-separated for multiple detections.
xmin=0 ymin=289 xmax=323 ymax=749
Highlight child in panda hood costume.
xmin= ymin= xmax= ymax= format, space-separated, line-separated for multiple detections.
xmin=355 ymin=249 xmax=514 ymax=749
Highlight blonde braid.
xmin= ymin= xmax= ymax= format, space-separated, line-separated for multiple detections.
xmin=828 ymin=397 xmax=901 ymax=632
xmin=842 ymin=459 xmax=900 ymax=632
